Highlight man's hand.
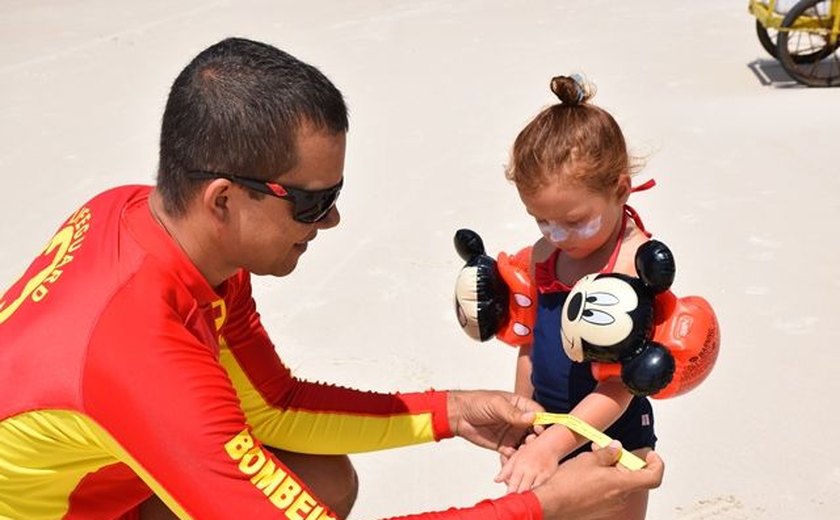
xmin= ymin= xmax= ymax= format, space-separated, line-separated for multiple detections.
xmin=532 ymin=442 xmax=665 ymax=520
xmin=446 ymin=390 xmax=543 ymax=454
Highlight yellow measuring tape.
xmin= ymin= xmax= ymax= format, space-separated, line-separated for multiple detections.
xmin=533 ymin=412 xmax=646 ymax=470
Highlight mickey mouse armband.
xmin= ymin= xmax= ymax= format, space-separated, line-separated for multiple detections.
xmin=561 ymin=240 xmax=720 ymax=398
xmin=453 ymin=229 xmax=537 ymax=346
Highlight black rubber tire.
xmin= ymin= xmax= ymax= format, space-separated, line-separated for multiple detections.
xmin=757 ymin=18 xmax=779 ymax=58
xmin=777 ymin=0 xmax=840 ymax=86
xmin=756 ymin=9 xmax=827 ymax=64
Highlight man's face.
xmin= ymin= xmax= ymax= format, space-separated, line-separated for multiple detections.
xmin=231 ymin=126 xmax=346 ymax=277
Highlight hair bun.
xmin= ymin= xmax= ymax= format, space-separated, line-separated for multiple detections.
xmin=550 ymin=73 xmax=597 ymax=106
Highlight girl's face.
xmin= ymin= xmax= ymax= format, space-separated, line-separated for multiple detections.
xmin=519 ymin=174 xmax=629 ymax=259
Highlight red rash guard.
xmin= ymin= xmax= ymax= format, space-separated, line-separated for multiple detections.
xmin=0 ymin=186 xmax=541 ymax=519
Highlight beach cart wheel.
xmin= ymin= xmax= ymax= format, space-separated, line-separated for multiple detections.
xmin=777 ymin=0 xmax=840 ymax=86
xmin=757 ymin=19 xmax=780 ymax=58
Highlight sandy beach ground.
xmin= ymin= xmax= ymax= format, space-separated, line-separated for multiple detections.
xmin=2 ymin=1 xmax=839 ymax=518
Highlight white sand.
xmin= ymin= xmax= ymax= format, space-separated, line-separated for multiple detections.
xmin=2 ymin=1 xmax=839 ymax=518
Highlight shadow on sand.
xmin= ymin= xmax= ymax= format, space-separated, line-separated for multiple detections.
xmin=747 ymin=58 xmax=800 ymax=88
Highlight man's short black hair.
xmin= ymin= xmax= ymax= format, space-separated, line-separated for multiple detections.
xmin=157 ymin=37 xmax=348 ymax=215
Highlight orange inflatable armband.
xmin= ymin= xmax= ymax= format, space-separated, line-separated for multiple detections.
xmin=495 ymin=247 xmax=537 ymax=346
xmin=592 ymin=291 xmax=720 ymax=399
xmin=453 ymin=229 xmax=536 ymax=347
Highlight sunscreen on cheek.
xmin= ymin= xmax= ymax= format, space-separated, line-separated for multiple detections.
xmin=538 ymin=221 xmax=570 ymax=243
xmin=575 ymin=215 xmax=603 ymax=239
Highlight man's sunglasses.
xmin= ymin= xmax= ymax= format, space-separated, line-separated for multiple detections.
xmin=186 ymin=170 xmax=342 ymax=224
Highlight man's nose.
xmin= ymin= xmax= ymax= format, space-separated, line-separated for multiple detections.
xmin=317 ymin=205 xmax=340 ymax=229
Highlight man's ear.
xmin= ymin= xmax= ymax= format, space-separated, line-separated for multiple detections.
xmin=201 ymin=179 xmax=232 ymax=222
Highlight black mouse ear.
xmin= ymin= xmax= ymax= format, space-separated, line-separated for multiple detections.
xmin=634 ymin=240 xmax=675 ymax=293
xmin=620 ymin=342 xmax=676 ymax=396
xmin=454 ymin=229 xmax=487 ymax=262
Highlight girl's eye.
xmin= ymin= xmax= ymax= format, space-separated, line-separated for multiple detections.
xmin=568 ymin=216 xmax=590 ymax=227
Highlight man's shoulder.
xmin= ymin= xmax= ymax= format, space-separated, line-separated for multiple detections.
xmin=85 ymin=184 xmax=152 ymax=204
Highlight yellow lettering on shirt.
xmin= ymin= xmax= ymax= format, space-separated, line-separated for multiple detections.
xmin=224 ymin=429 xmax=333 ymax=517
xmin=1 ymin=227 xmax=72 ymax=320
xmin=251 ymin=459 xmax=287 ymax=495
xmin=56 ymin=254 xmax=74 ymax=269
xmin=31 ymin=283 xmax=50 ymax=303
xmin=286 ymin=492 xmax=319 ymax=520
xmin=212 ymin=299 xmax=227 ymax=331
xmin=224 ymin=429 xmax=254 ymax=459
xmin=268 ymin=477 xmax=302 ymax=509
xmin=44 ymin=268 xmax=63 ymax=284
xmin=239 ymin=446 xmax=267 ymax=475
xmin=0 ymin=206 xmax=92 ymax=324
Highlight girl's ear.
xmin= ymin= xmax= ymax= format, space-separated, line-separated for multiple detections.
xmin=615 ymin=174 xmax=632 ymax=204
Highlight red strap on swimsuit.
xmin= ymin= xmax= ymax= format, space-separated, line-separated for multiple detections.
xmin=632 ymin=178 xmax=656 ymax=193
xmin=535 ymin=179 xmax=656 ymax=293
xmin=627 ymin=178 xmax=655 ymax=238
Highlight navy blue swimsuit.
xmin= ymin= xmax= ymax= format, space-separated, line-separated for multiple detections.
xmin=530 ymin=206 xmax=657 ymax=460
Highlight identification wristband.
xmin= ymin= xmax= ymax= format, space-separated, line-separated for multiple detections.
xmin=533 ymin=412 xmax=646 ymax=470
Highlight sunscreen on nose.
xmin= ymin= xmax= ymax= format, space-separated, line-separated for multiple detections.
xmin=537 ymin=216 xmax=603 ymax=245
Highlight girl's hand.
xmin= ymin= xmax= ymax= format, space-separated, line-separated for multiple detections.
xmin=498 ymin=430 xmax=538 ymax=466
xmin=494 ymin=433 xmax=562 ymax=493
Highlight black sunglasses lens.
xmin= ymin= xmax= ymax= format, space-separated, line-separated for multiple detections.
xmin=293 ymin=187 xmax=341 ymax=223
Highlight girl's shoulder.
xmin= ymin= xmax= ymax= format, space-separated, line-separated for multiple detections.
xmin=532 ymin=236 xmax=555 ymax=264
xmin=529 ymin=237 xmax=555 ymax=280
xmin=613 ymin=225 xmax=651 ymax=277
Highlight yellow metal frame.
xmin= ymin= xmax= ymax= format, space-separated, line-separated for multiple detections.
xmin=750 ymin=0 xmax=840 ymax=42
xmin=749 ymin=0 xmax=785 ymax=29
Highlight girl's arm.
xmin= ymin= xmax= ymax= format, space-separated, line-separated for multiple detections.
xmin=513 ymin=235 xmax=554 ymax=400
xmin=531 ymin=378 xmax=633 ymax=457
xmin=501 ymin=345 xmax=534 ymax=468
xmin=496 ymin=378 xmax=633 ymax=492
xmin=513 ymin=345 xmax=534 ymax=398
